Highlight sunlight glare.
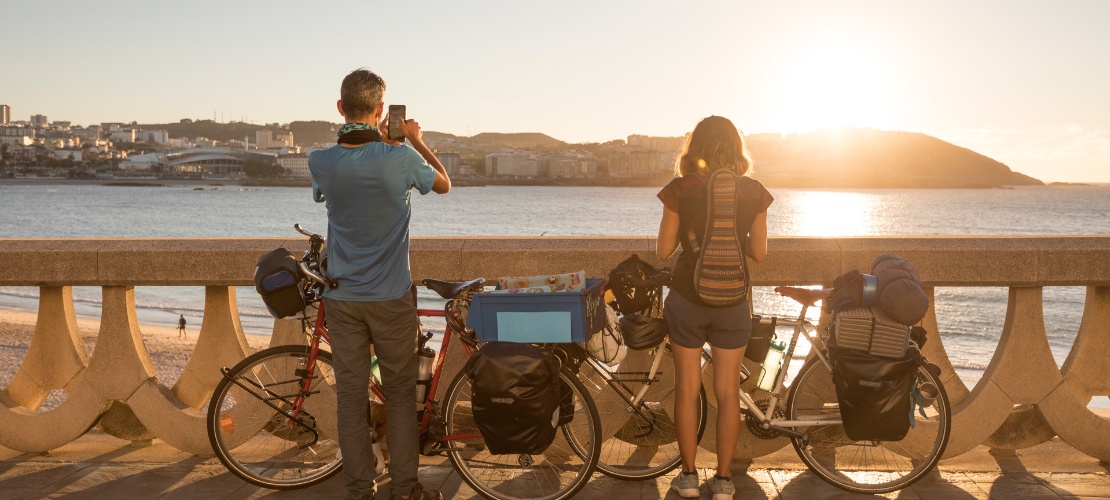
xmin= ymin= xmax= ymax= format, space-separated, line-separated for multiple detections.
xmin=770 ymin=32 xmax=894 ymax=133
xmin=792 ymin=191 xmax=874 ymax=236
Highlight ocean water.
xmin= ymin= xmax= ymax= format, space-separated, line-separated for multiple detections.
xmin=1 ymin=182 xmax=1108 ymax=406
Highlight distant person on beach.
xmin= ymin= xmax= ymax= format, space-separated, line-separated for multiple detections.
xmin=309 ymin=68 xmax=450 ymax=500
xmin=177 ymin=315 xmax=186 ymax=339
xmin=656 ymin=116 xmax=772 ymax=500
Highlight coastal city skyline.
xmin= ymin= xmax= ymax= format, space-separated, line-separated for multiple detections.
xmin=4 ymin=1 xmax=1110 ymax=182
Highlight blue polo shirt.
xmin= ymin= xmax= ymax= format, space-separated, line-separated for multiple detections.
xmin=309 ymin=142 xmax=436 ymax=302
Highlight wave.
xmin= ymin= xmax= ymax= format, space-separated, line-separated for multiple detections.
xmin=0 ymin=287 xmax=275 ymax=319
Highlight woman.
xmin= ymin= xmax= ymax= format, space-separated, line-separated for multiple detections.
xmin=656 ymin=116 xmax=772 ymax=499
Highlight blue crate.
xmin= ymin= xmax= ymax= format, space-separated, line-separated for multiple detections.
xmin=467 ymin=278 xmax=607 ymax=343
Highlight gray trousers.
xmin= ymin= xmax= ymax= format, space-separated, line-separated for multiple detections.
xmin=324 ymin=294 xmax=420 ymax=497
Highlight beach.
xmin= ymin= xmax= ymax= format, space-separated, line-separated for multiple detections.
xmin=0 ymin=308 xmax=271 ymax=410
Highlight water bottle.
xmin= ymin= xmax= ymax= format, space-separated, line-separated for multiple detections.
xmin=370 ymin=355 xmax=382 ymax=386
xmin=757 ymin=340 xmax=786 ymax=392
xmin=414 ymin=346 xmax=435 ymax=406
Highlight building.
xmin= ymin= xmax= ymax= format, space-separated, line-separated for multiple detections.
xmin=136 ymin=130 xmax=170 ymax=145
xmin=256 ymin=130 xmax=294 ymax=149
xmin=165 ymin=153 xmax=245 ymax=178
xmin=608 ymin=150 xmax=673 ymax=177
xmin=0 ymin=126 xmax=34 ymax=146
xmin=546 ymin=154 xmax=598 ymax=178
xmin=0 ymin=105 xmax=9 ymax=125
xmin=109 ymin=128 xmax=136 ymax=143
xmin=437 ymin=152 xmax=461 ymax=175
xmin=52 ymin=148 xmax=83 ymax=162
xmin=628 ymin=134 xmax=684 ymax=152
xmin=277 ymin=154 xmax=309 ymax=177
xmin=30 ymin=114 xmax=49 ymax=127
xmin=485 ymin=152 xmax=539 ymax=177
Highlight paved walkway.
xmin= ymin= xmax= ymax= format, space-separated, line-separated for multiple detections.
xmin=2 ymin=432 xmax=1108 ymax=499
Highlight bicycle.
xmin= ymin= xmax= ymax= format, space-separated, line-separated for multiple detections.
xmin=579 ymin=271 xmax=951 ymax=493
xmin=206 ymin=225 xmax=603 ymax=500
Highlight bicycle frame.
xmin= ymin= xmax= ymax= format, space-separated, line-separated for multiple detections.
xmin=740 ymin=303 xmax=843 ymax=429
xmin=279 ymin=300 xmax=484 ymax=448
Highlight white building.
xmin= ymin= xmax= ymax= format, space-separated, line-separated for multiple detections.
xmin=436 ymin=152 xmax=461 ymax=175
xmin=546 ymin=155 xmax=597 ymax=178
xmin=628 ymin=134 xmax=684 ymax=152
xmin=136 ymin=130 xmax=170 ymax=145
xmin=485 ymin=152 xmax=539 ymax=177
xmin=256 ymin=130 xmax=294 ymax=149
xmin=278 ymin=154 xmax=310 ymax=177
xmin=0 ymin=126 xmax=34 ymax=146
xmin=0 ymin=105 xmax=9 ymax=125
xmin=109 ymin=128 xmax=136 ymax=143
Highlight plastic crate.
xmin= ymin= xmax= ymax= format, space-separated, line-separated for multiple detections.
xmin=467 ymin=278 xmax=607 ymax=343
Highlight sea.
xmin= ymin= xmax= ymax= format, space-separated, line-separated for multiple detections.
xmin=1 ymin=182 xmax=1108 ymax=407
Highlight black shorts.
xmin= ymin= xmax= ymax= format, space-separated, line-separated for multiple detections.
xmin=663 ymin=291 xmax=752 ymax=350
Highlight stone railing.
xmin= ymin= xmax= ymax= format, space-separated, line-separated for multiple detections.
xmin=0 ymin=236 xmax=1107 ymax=462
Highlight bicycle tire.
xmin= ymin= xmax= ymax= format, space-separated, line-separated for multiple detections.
xmin=572 ymin=345 xmax=707 ymax=480
xmin=207 ymin=345 xmax=343 ymax=489
xmin=786 ymin=357 xmax=952 ymax=494
xmin=442 ymin=364 xmax=602 ymax=500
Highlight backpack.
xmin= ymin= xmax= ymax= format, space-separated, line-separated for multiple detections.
xmin=254 ymin=248 xmax=308 ymax=318
xmin=466 ymin=342 xmax=561 ymax=455
xmin=833 ymin=347 xmax=918 ymax=442
xmin=690 ymin=169 xmax=749 ymax=307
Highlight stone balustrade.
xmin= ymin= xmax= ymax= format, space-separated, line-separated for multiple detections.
xmin=0 ymin=236 xmax=1108 ymax=463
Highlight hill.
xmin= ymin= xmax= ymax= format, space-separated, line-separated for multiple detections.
xmin=747 ymin=128 xmax=1042 ymax=188
xmin=469 ymin=132 xmax=564 ymax=149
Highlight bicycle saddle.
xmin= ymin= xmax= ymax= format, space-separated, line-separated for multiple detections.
xmin=774 ymin=286 xmax=833 ymax=307
xmin=422 ymin=278 xmax=486 ymax=299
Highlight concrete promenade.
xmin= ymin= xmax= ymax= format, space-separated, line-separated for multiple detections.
xmin=2 ymin=431 xmax=1108 ymax=499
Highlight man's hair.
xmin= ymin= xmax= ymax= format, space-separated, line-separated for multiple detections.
xmin=340 ymin=68 xmax=386 ymax=119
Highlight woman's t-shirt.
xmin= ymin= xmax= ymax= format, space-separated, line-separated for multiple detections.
xmin=657 ymin=173 xmax=774 ymax=306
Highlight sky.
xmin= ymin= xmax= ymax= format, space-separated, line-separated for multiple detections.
xmin=3 ymin=0 xmax=1109 ymax=182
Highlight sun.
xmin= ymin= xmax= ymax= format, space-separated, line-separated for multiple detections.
xmin=769 ymin=33 xmax=895 ymax=133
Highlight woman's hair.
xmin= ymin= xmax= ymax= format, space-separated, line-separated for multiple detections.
xmin=675 ymin=116 xmax=753 ymax=177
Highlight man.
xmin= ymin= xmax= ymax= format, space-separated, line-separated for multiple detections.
xmin=177 ymin=315 xmax=186 ymax=339
xmin=309 ymin=68 xmax=450 ymax=500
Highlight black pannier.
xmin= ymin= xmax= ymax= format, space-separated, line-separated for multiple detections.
xmin=833 ymin=348 xmax=918 ymax=442
xmin=254 ymin=248 xmax=307 ymax=318
xmin=466 ymin=342 xmax=561 ymax=455
xmin=746 ymin=315 xmax=777 ymax=363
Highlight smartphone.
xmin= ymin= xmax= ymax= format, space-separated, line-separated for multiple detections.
xmin=388 ymin=105 xmax=406 ymax=142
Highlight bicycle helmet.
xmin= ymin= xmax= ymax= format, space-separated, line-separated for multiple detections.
xmin=607 ymin=254 xmax=659 ymax=314
xmin=619 ymin=313 xmax=667 ymax=351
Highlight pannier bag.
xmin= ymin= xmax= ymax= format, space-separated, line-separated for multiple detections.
xmin=833 ymin=348 xmax=918 ymax=442
xmin=833 ymin=307 xmax=910 ymax=359
xmin=691 ymin=169 xmax=750 ymax=307
xmin=619 ymin=313 xmax=667 ymax=351
xmin=254 ymin=248 xmax=308 ymax=318
xmin=607 ymin=254 xmax=658 ymax=314
xmin=746 ymin=315 xmax=778 ymax=363
xmin=580 ymin=304 xmax=627 ymax=366
xmin=466 ymin=342 xmax=561 ymax=455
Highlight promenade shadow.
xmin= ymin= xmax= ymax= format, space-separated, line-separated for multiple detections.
xmin=0 ymin=446 xmax=141 ymax=497
xmin=982 ymin=451 xmax=1076 ymax=498
xmin=777 ymin=467 xmax=977 ymax=500
xmin=51 ymin=456 xmax=210 ymax=499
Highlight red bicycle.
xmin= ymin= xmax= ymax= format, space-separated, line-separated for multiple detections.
xmin=206 ymin=225 xmax=602 ymax=500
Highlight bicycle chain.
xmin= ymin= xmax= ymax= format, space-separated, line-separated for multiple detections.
xmin=745 ymin=398 xmax=786 ymax=440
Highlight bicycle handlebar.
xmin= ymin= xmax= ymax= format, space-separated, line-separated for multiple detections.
xmin=294 ymin=223 xmax=317 ymax=238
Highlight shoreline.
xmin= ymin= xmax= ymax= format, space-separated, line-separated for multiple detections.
xmin=0 ymin=307 xmax=271 ymax=409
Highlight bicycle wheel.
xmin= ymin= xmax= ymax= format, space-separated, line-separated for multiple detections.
xmin=786 ymin=357 xmax=952 ymax=494
xmin=572 ymin=345 xmax=707 ymax=480
xmin=207 ymin=345 xmax=342 ymax=489
xmin=443 ymin=364 xmax=601 ymax=500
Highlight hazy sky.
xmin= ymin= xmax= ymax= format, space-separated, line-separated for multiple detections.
xmin=4 ymin=1 xmax=1109 ymax=182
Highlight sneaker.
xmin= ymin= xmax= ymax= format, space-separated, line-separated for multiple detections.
xmin=708 ymin=475 xmax=736 ymax=499
xmin=669 ymin=471 xmax=700 ymax=498
xmin=391 ymin=483 xmax=441 ymax=500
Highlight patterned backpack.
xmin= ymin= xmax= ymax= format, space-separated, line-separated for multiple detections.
xmin=689 ymin=169 xmax=749 ymax=306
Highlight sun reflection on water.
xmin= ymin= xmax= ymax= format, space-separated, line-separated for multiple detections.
xmin=781 ymin=191 xmax=875 ymax=236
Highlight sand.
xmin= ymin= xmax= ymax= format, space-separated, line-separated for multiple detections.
xmin=0 ymin=308 xmax=272 ymax=409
